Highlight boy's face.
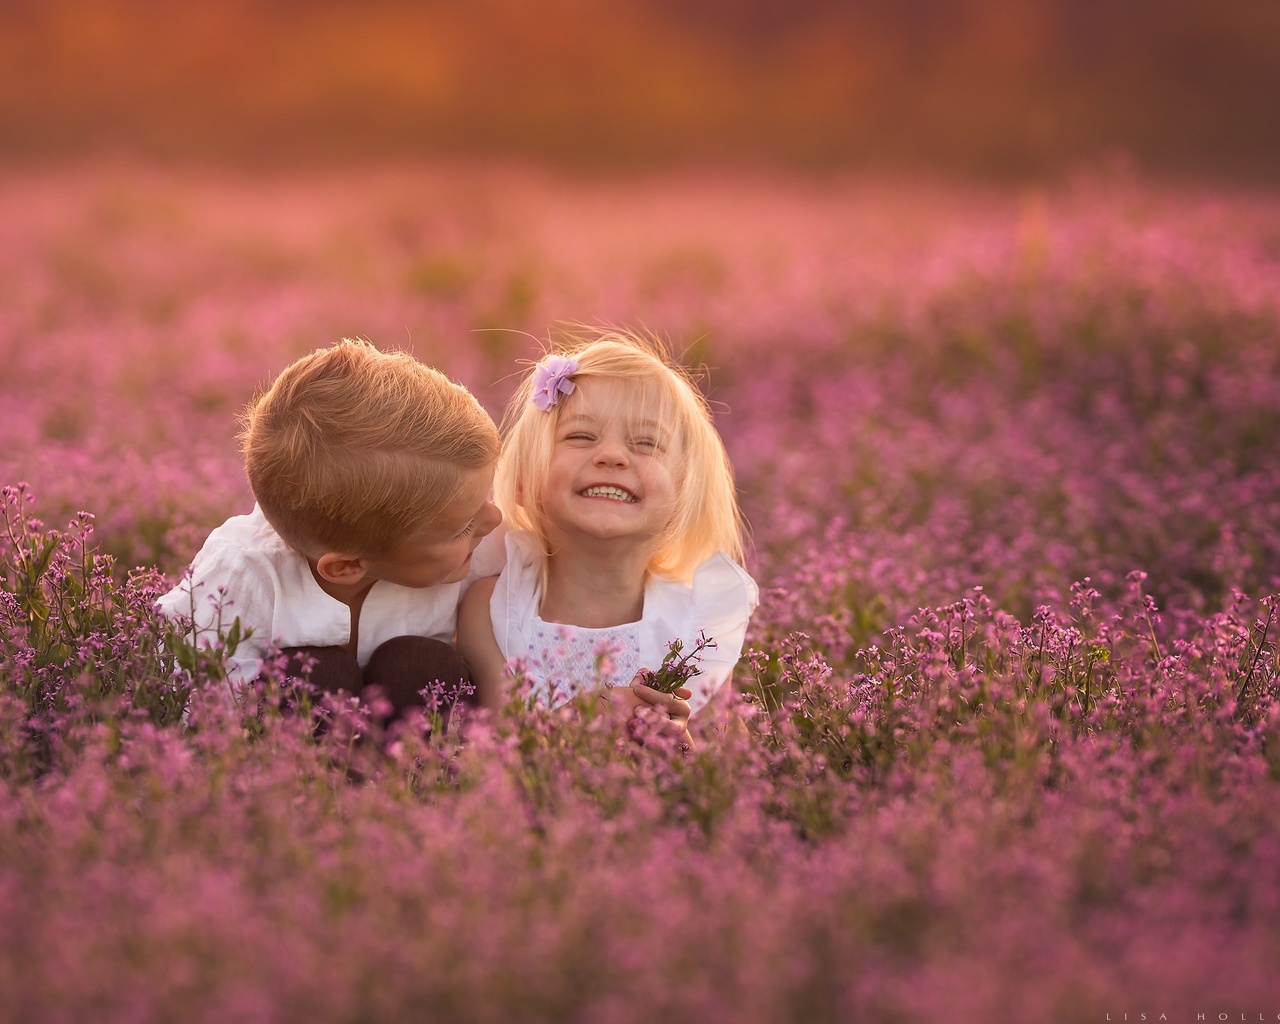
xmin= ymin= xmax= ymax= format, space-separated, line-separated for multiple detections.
xmin=361 ymin=466 xmax=502 ymax=588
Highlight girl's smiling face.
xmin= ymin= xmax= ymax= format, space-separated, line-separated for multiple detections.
xmin=538 ymin=377 xmax=679 ymax=549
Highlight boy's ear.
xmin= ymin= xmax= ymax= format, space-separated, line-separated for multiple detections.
xmin=313 ymin=552 xmax=369 ymax=586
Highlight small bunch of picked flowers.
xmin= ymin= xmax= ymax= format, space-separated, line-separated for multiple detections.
xmin=638 ymin=631 xmax=717 ymax=695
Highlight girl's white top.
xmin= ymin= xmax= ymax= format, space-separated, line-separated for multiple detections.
xmin=489 ymin=530 xmax=759 ymax=714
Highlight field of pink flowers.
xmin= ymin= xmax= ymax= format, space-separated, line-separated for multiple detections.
xmin=3 ymin=160 xmax=1280 ymax=1022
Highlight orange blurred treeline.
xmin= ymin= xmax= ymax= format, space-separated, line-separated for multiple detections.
xmin=2 ymin=0 xmax=1278 ymax=177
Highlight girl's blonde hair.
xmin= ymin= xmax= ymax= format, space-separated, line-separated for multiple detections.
xmin=241 ymin=338 xmax=500 ymax=556
xmin=496 ymin=327 xmax=746 ymax=582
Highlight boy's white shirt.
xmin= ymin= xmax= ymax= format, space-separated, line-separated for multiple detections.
xmin=156 ymin=506 xmax=508 ymax=695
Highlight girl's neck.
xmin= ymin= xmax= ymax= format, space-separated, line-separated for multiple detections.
xmin=539 ymin=545 xmax=650 ymax=628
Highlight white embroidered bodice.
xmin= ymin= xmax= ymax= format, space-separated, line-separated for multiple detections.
xmin=518 ymin=616 xmax=643 ymax=707
xmin=489 ymin=531 xmax=760 ymax=713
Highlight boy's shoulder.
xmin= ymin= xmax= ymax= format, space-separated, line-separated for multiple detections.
xmin=156 ymin=506 xmax=300 ymax=625
xmin=180 ymin=505 xmax=304 ymax=589
xmin=193 ymin=506 xmax=293 ymax=563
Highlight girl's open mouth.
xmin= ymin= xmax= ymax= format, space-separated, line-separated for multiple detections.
xmin=579 ymin=485 xmax=638 ymax=503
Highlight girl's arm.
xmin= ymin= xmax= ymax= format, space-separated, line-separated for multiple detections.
xmin=456 ymin=576 xmax=506 ymax=710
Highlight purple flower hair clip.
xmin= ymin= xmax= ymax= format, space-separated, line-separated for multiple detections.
xmin=531 ymin=354 xmax=580 ymax=412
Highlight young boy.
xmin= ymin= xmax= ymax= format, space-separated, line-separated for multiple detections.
xmin=156 ymin=338 xmax=503 ymax=720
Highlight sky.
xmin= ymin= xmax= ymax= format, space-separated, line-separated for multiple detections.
xmin=2 ymin=0 xmax=1278 ymax=179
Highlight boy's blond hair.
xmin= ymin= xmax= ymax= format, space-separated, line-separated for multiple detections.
xmin=240 ymin=338 xmax=500 ymax=556
xmin=496 ymin=327 xmax=746 ymax=582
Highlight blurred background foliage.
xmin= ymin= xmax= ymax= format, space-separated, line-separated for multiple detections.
xmin=2 ymin=0 xmax=1278 ymax=179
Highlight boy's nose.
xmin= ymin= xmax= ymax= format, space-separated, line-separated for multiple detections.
xmin=475 ymin=501 xmax=502 ymax=538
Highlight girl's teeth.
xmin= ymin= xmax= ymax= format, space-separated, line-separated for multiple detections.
xmin=582 ymin=486 xmax=637 ymax=502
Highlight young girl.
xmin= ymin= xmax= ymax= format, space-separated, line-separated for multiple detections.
xmin=457 ymin=328 xmax=757 ymax=743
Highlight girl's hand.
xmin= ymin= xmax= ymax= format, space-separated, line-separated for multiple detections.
xmin=628 ymin=676 xmax=695 ymax=752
